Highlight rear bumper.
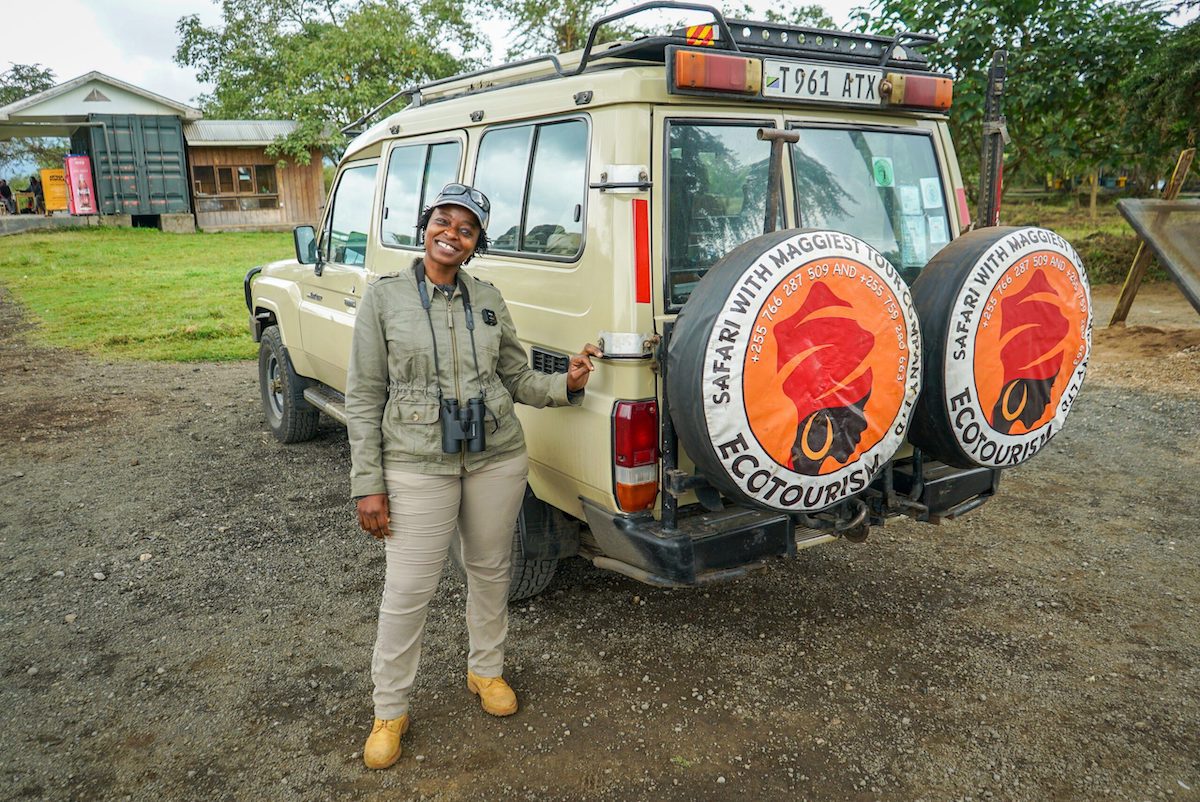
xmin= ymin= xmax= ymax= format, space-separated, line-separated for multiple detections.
xmin=580 ymin=498 xmax=834 ymax=587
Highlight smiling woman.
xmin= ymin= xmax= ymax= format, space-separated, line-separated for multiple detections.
xmin=343 ymin=182 xmax=601 ymax=771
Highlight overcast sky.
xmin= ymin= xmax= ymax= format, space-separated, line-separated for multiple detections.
xmin=3 ymin=0 xmax=865 ymax=107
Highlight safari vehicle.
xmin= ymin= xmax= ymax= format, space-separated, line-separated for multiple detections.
xmin=245 ymin=2 xmax=1092 ymax=600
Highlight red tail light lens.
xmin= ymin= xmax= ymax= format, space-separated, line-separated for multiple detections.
xmin=613 ymin=400 xmax=659 ymax=512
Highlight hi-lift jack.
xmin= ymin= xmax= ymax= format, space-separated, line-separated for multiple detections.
xmin=977 ymin=50 xmax=1010 ymax=228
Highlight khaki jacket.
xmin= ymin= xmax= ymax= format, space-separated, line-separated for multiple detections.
xmin=346 ymin=262 xmax=578 ymax=497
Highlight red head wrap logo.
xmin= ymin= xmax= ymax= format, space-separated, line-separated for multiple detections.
xmin=740 ymin=256 xmax=912 ymax=477
xmin=989 ymin=270 xmax=1068 ymax=433
xmin=772 ymin=282 xmax=875 ymax=472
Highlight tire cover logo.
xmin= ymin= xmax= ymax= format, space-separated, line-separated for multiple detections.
xmin=702 ymin=231 xmax=921 ymax=511
xmin=946 ymin=228 xmax=1091 ymax=467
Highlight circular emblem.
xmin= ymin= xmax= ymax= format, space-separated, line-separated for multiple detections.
xmin=910 ymin=226 xmax=1091 ymax=468
xmin=670 ymin=229 xmax=922 ymax=513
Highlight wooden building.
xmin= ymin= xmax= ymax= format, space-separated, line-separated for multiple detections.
xmin=183 ymin=120 xmax=324 ymax=232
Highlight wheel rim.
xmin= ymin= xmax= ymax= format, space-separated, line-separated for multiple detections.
xmin=266 ymin=353 xmax=285 ymax=417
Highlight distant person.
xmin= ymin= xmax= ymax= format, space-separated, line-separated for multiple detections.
xmin=0 ymin=179 xmax=13 ymax=215
xmin=28 ymin=175 xmax=44 ymax=215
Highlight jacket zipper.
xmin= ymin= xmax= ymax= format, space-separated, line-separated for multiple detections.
xmin=446 ymin=291 xmax=465 ymax=468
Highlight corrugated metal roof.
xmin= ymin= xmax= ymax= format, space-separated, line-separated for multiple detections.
xmin=183 ymin=120 xmax=300 ymax=145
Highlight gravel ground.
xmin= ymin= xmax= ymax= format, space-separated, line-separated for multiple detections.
xmin=1 ymin=282 xmax=1198 ymax=802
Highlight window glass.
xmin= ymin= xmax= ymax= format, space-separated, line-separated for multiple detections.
xmin=325 ymin=164 xmax=378 ymax=267
xmin=666 ymin=123 xmax=774 ymax=305
xmin=523 ymin=120 xmax=586 ymax=256
xmin=423 ymin=142 xmax=461 ymax=214
xmin=193 ymin=166 xmax=217 ymax=195
xmin=474 ymin=126 xmax=534 ymax=251
xmin=791 ymin=128 xmax=947 ymax=283
xmin=255 ymin=165 xmax=278 ymax=194
xmin=217 ymin=167 xmax=235 ymax=194
xmin=236 ymin=167 xmax=253 ymax=193
xmin=381 ymin=144 xmax=425 ymax=247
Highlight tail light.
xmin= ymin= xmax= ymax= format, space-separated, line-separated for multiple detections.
xmin=881 ymin=72 xmax=953 ymax=111
xmin=613 ymin=400 xmax=659 ymax=512
xmin=674 ymin=51 xmax=762 ymax=95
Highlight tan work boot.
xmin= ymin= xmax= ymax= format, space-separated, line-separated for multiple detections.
xmin=466 ymin=671 xmax=518 ymax=716
xmin=363 ymin=714 xmax=410 ymax=769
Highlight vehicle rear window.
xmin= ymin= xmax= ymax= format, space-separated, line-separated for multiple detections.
xmin=665 ymin=122 xmax=777 ymax=306
xmin=790 ymin=127 xmax=949 ymax=283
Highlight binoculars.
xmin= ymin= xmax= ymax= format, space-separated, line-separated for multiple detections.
xmin=440 ymin=397 xmax=487 ymax=454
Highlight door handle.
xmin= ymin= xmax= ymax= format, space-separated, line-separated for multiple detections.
xmin=344 ymin=298 xmax=357 ymax=308
xmin=307 ymin=292 xmax=322 ymax=301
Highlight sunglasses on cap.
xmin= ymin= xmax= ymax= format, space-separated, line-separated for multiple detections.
xmin=439 ymin=183 xmax=490 ymax=213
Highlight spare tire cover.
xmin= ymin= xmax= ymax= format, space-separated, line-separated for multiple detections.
xmin=668 ymin=229 xmax=922 ymax=513
xmin=909 ymin=226 xmax=1091 ymax=468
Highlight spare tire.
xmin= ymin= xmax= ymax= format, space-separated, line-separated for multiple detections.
xmin=668 ymin=229 xmax=922 ymax=513
xmin=909 ymin=226 xmax=1091 ymax=469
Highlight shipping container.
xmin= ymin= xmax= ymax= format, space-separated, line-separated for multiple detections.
xmin=70 ymin=115 xmax=191 ymax=215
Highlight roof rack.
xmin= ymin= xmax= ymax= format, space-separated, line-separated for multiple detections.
xmin=340 ymin=1 xmax=938 ymax=134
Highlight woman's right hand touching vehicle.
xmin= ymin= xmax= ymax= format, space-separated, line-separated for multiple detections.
xmin=357 ymin=494 xmax=391 ymax=539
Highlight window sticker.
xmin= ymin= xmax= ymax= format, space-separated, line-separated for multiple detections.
xmin=920 ymin=177 xmax=943 ymax=209
xmin=928 ymin=214 xmax=949 ymax=246
xmin=899 ymin=185 xmax=922 ymax=215
xmin=901 ymin=216 xmax=927 ymax=266
xmin=872 ymin=157 xmax=895 ymax=188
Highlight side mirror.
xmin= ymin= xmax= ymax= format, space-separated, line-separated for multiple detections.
xmin=293 ymin=225 xmax=318 ymax=266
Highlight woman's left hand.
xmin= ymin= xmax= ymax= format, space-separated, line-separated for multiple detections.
xmin=566 ymin=343 xmax=604 ymax=391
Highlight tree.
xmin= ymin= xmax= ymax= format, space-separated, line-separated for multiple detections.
xmin=1122 ymin=16 xmax=1200 ymax=173
xmin=175 ymin=0 xmax=480 ymax=163
xmin=727 ymin=2 xmax=835 ymax=28
xmin=494 ymin=0 xmax=644 ymax=60
xmin=0 ymin=63 xmax=68 ymax=177
xmin=857 ymin=0 xmax=1168 ymax=192
xmin=496 ymin=1 xmax=836 ymax=62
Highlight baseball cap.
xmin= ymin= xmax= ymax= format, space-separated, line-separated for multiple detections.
xmin=430 ymin=183 xmax=490 ymax=231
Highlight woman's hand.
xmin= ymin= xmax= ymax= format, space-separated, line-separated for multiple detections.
xmin=567 ymin=343 xmax=604 ymax=392
xmin=357 ymin=493 xmax=391 ymax=539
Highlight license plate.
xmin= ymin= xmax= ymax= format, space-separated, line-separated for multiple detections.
xmin=762 ymin=59 xmax=883 ymax=106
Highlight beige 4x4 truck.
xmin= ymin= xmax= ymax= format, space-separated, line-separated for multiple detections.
xmin=245 ymin=2 xmax=1092 ymax=600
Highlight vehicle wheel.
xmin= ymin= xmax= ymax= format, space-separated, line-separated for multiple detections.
xmin=666 ymin=229 xmax=922 ymax=513
xmin=258 ymin=326 xmax=320 ymax=443
xmin=448 ymin=508 xmax=560 ymax=602
xmin=908 ymin=227 xmax=1091 ymax=468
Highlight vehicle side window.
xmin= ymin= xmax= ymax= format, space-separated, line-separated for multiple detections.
xmin=324 ymin=163 xmax=378 ymax=268
xmin=381 ymin=140 xmax=462 ymax=248
xmin=475 ymin=119 xmax=588 ymax=259
xmin=665 ymin=123 xmax=775 ymax=306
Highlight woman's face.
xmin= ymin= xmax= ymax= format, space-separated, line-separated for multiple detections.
xmin=424 ymin=204 xmax=481 ymax=270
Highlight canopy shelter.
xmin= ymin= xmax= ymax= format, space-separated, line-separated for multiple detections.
xmin=0 ymin=71 xmax=200 ymax=140
xmin=0 ymin=72 xmax=202 ymax=219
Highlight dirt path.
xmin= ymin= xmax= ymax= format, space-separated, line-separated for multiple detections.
xmin=1 ymin=283 xmax=1197 ymax=801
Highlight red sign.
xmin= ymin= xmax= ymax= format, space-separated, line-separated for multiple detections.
xmin=64 ymin=155 xmax=97 ymax=215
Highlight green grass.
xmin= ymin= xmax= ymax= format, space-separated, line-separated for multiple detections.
xmin=0 ymin=227 xmax=291 ymax=361
xmin=0 ymin=203 xmax=1152 ymax=362
xmin=1002 ymin=199 xmax=1157 ymax=285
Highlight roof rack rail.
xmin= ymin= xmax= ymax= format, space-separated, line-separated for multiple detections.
xmin=339 ymin=1 xmax=939 ymax=133
xmin=714 ymin=20 xmax=936 ymax=69
xmin=341 ymin=1 xmax=734 ymax=133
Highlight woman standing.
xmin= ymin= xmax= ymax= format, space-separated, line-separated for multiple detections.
xmin=346 ymin=183 xmax=601 ymax=770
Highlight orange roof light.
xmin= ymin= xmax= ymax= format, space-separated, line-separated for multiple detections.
xmin=881 ymin=73 xmax=953 ymax=111
xmin=674 ymin=50 xmax=762 ymax=95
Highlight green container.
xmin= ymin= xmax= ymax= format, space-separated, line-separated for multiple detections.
xmin=71 ymin=114 xmax=191 ymax=215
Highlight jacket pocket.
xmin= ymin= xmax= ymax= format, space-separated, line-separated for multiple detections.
xmin=386 ymin=397 xmax=442 ymax=457
xmin=482 ymin=387 xmax=524 ymax=455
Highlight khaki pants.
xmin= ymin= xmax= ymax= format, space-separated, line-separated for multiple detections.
xmin=372 ymin=452 xmax=528 ymax=719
